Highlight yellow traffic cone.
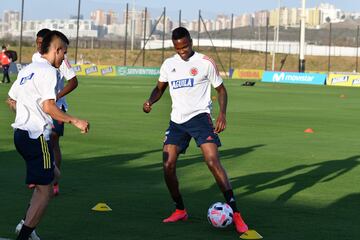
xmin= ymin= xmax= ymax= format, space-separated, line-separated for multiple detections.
xmin=91 ymin=203 xmax=112 ymax=212
xmin=240 ymin=229 xmax=263 ymax=239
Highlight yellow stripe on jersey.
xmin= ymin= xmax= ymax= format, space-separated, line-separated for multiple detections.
xmin=40 ymin=136 xmax=51 ymax=169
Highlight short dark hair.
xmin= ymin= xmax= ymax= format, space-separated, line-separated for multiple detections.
xmin=40 ymin=30 xmax=69 ymax=54
xmin=2 ymin=45 xmax=6 ymax=50
xmin=36 ymin=28 xmax=51 ymax=38
xmin=172 ymin=27 xmax=191 ymax=40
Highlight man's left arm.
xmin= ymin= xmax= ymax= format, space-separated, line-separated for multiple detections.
xmin=56 ymin=76 xmax=78 ymax=100
xmin=214 ymin=83 xmax=227 ymax=133
xmin=6 ymin=97 xmax=16 ymax=112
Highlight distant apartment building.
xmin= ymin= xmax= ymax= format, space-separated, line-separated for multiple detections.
xmin=288 ymin=8 xmax=300 ymax=26
xmin=307 ymin=8 xmax=321 ymax=27
xmin=91 ymin=10 xmax=107 ymax=26
xmin=234 ymin=13 xmax=252 ymax=27
xmin=216 ymin=15 xmax=231 ymax=30
xmin=269 ymin=7 xmax=285 ymax=27
xmin=187 ymin=20 xmax=199 ymax=32
xmin=254 ymin=10 xmax=269 ymax=27
xmin=114 ymin=9 xmax=151 ymax=37
xmin=269 ymin=6 xmax=322 ymax=28
xmin=318 ymin=3 xmax=343 ymax=23
xmin=1 ymin=10 xmax=20 ymax=33
xmin=91 ymin=9 xmax=118 ymax=26
xmin=156 ymin=15 xmax=173 ymax=34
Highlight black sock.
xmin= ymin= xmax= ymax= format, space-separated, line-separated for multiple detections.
xmin=16 ymin=224 xmax=35 ymax=240
xmin=172 ymin=194 xmax=185 ymax=210
xmin=223 ymin=189 xmax=238 ymax=212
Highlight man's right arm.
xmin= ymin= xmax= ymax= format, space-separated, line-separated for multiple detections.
xmin=143 ymin=81 xmax=168 ymax=113
xmin=42 ymin=99 xmax=89 ymax=133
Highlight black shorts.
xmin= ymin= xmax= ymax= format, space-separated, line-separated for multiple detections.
xmin=164 ymin=113 xmax=221 ymax=154
xmin=14 ymin=129 xmax=55 ymax=185
xmin=52 ymin=106 xmax=66 ymax=136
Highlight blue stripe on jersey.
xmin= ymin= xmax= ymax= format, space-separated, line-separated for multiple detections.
xmin=20 ymin=73 xmax=34 ymax=85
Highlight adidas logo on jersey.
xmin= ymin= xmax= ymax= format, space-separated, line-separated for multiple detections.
xmin=171 ymin=68 xmax=176 ymax=72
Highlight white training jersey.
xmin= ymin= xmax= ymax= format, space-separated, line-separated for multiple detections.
xmin=159 ymin=52 xmax=223 ymax=124
xmin=32 ymin=52 xmax=76 ymax=110
xmin=8 ymin=58 xmax=57 ymax=139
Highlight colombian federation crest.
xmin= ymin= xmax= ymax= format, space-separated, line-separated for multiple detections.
xmin=190 ymin=67 xmax=198 ymax=76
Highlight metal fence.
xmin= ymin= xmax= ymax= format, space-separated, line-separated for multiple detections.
xmin=0 ymin=1 xmax=359 ymax=73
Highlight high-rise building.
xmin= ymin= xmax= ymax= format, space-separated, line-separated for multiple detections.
xmin=3 ymin=10 xmax=20 ymax=24
xmin=318 ymin=3 xmax=342 ymax=23
xmin=307 ymin=8 xmax=321 ymax=27
xmin=106 ymin=10 xmax=117 ymax=25
xmin=123 ymin=9 xmax=151 ymax=37
xmin=254 ymin=10 xmax=269 ymax=27
xmin=234 ymin=13 xmax=252 ymax=27
xmin=91 ymin=9 xmax=107 ymax=26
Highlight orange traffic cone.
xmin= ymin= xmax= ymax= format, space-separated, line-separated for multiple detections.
xmin=304 ymin=128 xmax=314 ymax=133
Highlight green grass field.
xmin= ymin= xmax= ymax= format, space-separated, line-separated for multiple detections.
xmin=0 ymin=76 xmax=359 ymax=240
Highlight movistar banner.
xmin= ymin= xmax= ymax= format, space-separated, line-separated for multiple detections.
xmin=262 ymin=71 xmax=326 ymax=85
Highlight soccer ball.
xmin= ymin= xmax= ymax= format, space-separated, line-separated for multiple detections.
xmin=207 ymin=202 xmax=233 ymax=228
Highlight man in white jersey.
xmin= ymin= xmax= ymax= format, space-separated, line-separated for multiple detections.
xmin=143 ymin=27 xmax=249 ymax=234
xmin=7 ymin=30 xmax=89 ymax=240
xmin=32 ymin=28 xmax=78 ymax=196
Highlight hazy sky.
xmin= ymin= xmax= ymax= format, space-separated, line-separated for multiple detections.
xmin=0 ymin=0 xmax=358 ymax=21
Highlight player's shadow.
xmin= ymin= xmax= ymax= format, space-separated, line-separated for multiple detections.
xmin=72 ymin=148 xmax=163 ymax=167
xmin=231 ymin=155 xmax=360 ymax=204
xmin=135 ymin=144 xmax=265 ymax=170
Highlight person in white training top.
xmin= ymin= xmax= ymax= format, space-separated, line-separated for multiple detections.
xmin=33 ymin=28 xmax=78 ymax=196
xmin=142 ymin=27 xmax=249 ymax=234
xmin=7 ymin=30 xmax=89 ymax=240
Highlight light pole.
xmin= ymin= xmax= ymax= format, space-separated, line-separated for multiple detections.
xmin=299 ymin=0 xmax=306 ymax=72
xmin=130 ymin=0 xmax=135 ymax=51
xmin=19 ymin=0 xmax=24 ymax=64
xmin=75 ymin=0 xmax=81 ymax=64
xmin=272 ymin=0 xmax=281 ymax=71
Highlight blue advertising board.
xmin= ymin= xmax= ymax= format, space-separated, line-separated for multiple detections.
xmin=262 ymin=71 xmax=326 ymax=85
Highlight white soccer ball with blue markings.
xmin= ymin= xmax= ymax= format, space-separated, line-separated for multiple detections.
xmin=207 ymin=202 xmax=233 ymax=228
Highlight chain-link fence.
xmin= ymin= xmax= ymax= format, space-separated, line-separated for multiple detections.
xmin=1 ymin=1 xmax=359 ymax=73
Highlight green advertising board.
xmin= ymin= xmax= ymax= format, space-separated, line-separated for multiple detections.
xmin=116 ymin=66 xmax=160 ymax=77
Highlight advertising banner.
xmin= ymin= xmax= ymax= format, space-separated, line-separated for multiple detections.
xmin=73 ymin=64 xmax=117 ymax=76
xmin=115 ymin=66 xmax=160 ymax=77
xmin=327 ymin=73 xmax=360 ymax=87
xmin=262 ymin=71 xmax=326 ymax=85
xmin=231 ymin=69 xmax=263 ymax=80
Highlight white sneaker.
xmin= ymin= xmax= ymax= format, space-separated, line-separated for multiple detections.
xmin=15 ymin=219 xmax=41 ymax=240
xmin=15 ymin=219 xmax=24 ymax=234
xmin=29 ymin=230 xmax=41 ymax=240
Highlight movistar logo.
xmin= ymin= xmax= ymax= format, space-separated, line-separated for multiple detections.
xmin=171 ymin=78 xmax=194 ymax=89
xmin=272 ymin=72 xmax=314 ymax=82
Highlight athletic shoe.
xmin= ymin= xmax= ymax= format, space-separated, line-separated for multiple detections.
xmin=15 ymin=219 xmax=41 ymax=240
xmin=233 ymin=212 xmax=249 ymax=233
xmin=53 ymin=184 xmax=59 ymax=196
xmin=163 ymin=209 xmax=188 ymax=223
xmin=15 ymin=219 xmax=24 ymax=234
